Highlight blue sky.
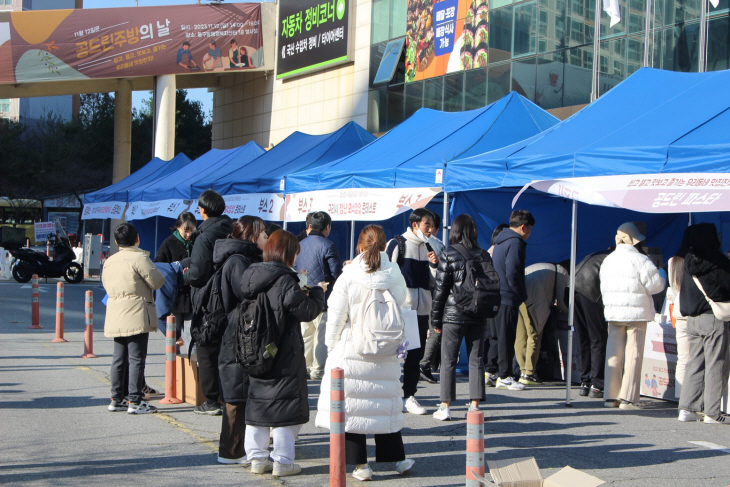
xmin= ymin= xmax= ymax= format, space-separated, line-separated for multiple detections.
xmin=82 ymin=1 xmax=275 ymax=119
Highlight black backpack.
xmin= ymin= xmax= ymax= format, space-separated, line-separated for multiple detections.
xmin=232 ymin=287 xmax=280 ymax=377
xmin=386 ymin=234 xmax=407 ymax=267
xmin=190 ymin=257 xmax=233 ymax=347
xmin=452 ymin=244 xmax=501 ymax=319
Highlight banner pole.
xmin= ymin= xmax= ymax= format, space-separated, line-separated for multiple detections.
xmin=699 ymin=0 xmax=708 ymax=72
xmin=566 ymin=199 xmax=578 ymax=407
xmin=154 ymin=216 xmax=159 ymax=254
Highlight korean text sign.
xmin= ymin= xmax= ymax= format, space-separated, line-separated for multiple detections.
xmin=1 ymin=3 xmax=262 ymax=84
xmin=277 ymin=0 xmax=350 ymax=79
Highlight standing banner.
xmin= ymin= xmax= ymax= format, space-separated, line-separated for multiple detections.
xmin=0 ymin=3 xmax=263 ymax=84
xmin=34 ymin=222 xmax=56 ymax=242
xmin=80 ymin=201 xmax=126 ymax=220
xmin=285 ymin=187 xmax=441 ymax=222
xmin=189 ymin=193 xmax=285 ymax=222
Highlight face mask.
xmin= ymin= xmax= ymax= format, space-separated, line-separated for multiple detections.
xmin=416 ymin=228 xmax=430 ymax=243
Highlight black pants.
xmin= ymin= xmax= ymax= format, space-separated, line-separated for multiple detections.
xmin=345 ymin=432 xmax=405 ymax=464
xmin=197 ymin=341 xmax=221 ymax=404
xmin=420 ymin=323 xmax=441 ymax=371
xmin=573 ymin=293 xmax=608 ymax=390
xmin=441 ymin=323 xmax=486 ymax=402
xmin=492 ymin=304 xmax=519 ymax=379
xmin=219 ymin=402 xmax=246 ymax=460
xmin=402 ymin=315 xmax=429 ymax=398
xmin=484 ymin=319 xmax=497 ymax=374
xmin=111 ymin=333 xmax=149 ymax=404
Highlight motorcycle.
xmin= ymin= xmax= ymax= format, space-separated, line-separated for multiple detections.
xmin=7 ymin=219 xmax=83 ymax=284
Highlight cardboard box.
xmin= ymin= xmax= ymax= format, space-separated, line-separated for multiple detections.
xmin=477 ymin=457 xmax=604 ymax=487
xmin=175 ymin=356 xmax=205 ymax=406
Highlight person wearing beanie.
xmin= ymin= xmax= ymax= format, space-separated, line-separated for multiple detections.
xmin=599 ymin=223 xmax=665 ymax=410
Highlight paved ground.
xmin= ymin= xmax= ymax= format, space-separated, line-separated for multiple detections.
xmin=2 ymin=278 xmax=730 ymax=486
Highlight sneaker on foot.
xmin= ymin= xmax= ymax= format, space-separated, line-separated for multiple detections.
xmin=485 ymin=373 xmax=497 ymax=388
xmin=496 ymin=377 xmax=526 ymax=391
xmin=217 ymin=455 xmax=251 ymax=465
xmin=588 ymin=387 xmax=604 ymax=398
xmin=404 ymin=396 xmax=427 ymax=415
xmin=250 ymin=458 xmax=273 ymax=474
xmin=466 ymin=403 xmax=479 ymax=412
xmin=142 ymin=383 xmax=159 ymax=396
xmin=273 ymin=461 xmax=301 ymax=477
xmin=108 ymin=398 xmax=129 ymax=412
xmin=704 ymin=414 xmax=730 ymax=424
xmin=519 ymin=374 xmax=541 ymax=386
xmin=396 ymin=458 xmax=415 ymax=475
xmin=419 ymin=367 xmax=438 ymax=384
xmin=433 ymin=405 xmax=451 ymax=421
xmin=678 ymin=409 xmax=699 ymax=422
xmin=127 ymin=400 xmax=158 ymax=414
xmin=604 ymin=399 xmax=620 ymax=408
xmin=353 ymin=463 xmax=373 ymax=481
xmin=194 ymin=401 xmax=222 ymax=416
xmin=619 ymin=400 xmax=644 ymax=410
xmin=578 ymin=382 xmax=590 ymax=396
xmin=309 ymin=370 xmax=323 ymax=381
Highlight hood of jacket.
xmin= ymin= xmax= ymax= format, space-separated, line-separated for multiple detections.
xmin=347 ymin=252 xmax=401 ymax=290
xmin=494 ymin=227 xmax=523 ymax=246
xmin=241 ymin=261 xmax=296 ymax=298
xmin=213 ymin=238 xmax=261 ymax=266
xmin=194 ymin=215 xmax=232 ymax=242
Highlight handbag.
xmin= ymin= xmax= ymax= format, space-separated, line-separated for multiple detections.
xmin=692 ymin=276 xmax=730 ymax=322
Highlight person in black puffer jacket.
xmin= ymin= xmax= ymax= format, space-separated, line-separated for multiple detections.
xmin=240 ymin=230 xmax=325 ymax=477
xmin=678 ymin=223 xmax=730 ymax=424
xmin=213 ymin=216 xmax=268 ymax=464
xmin=431 ymin=214 xmax=491 ymax=421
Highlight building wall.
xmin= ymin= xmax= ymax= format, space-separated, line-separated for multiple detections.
xmin=212 ymin=0 xmax=373 ymax=149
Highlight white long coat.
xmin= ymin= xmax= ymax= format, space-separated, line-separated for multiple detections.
xmin=315 ymin=252 xmax=407 ymax=434
xmin=599 ymin=245 xmax=665 ymax=322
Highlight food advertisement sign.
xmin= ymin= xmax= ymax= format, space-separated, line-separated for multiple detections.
xmin=277 ymin=0 xmax=351 ymax=80
xmin=406 ymin=0 xmax=488 ymax=83
xmin=0 ymin=3 xmax=263 ymax=84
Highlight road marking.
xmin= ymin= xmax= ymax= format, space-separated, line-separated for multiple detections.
xmin=20 ymin=285 xmax=49 ymax=292
xmin=689 ymin=441 xmax=730 ymax=454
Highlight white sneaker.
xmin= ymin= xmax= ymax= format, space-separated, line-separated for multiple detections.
xmin=250 ymin=458 xmax=273 ymax=474
xmin=704 ymin=414 xmax=730 ymax=424
xmin=273 ymin=461 xmax=301 ymax=477
xmin=433 ymin=405 xmax=451 ymax=421
xmin=353 ymin=463 xmax=373 ymax=481
xmin=217 ymin=455 xmax=251 ymax=466
xmin=485 ymin=373 xmax=497 ymax=387
xmin=496 ymin=377 xmax=526 ymax=391
xmin=678 ymin=410 xmax=698 ymax=422
xmin=127 ymin=400 xmax=158 ymax=414
xmin=396 ymin=458 xmax=415 ymax=475
xmin=404 ymin=396 xmax=427 ymax=415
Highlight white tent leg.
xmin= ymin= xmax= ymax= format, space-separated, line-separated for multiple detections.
xmin=566 ymin=199 xmax=578 ymax=406
xmin=350 ymin=220 xmax=356 ymax=260
xmin=282 ymin=197 xmax=288 ymax=230
xmin=442 ymin=192 xmax=449 ymax=245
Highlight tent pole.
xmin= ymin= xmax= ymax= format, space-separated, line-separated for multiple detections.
xmin=591 ymin=0 xmax=601 ymax=101
xmin=688 ymin=212 xmax=692 ymax=226
xmin=282 ymin=197 xmax=288 ymax=230
xmin=643 ymin=0 xmax=652 ymax=67
xmin=442 ymin=192 xmax=449 ymax=245
xmin=699 ymin=0 xmax=708 ymax=72
xmin=350 ymin=220 xmax=356 ymax=260
xmin=566 ymin=199 xmax=578 ymax=407
xmin=99 ymin=219 xmax=105 ymax=288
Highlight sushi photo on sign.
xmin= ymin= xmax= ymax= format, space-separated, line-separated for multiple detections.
xmin=461 ymin=0 xmax=488 ymax=70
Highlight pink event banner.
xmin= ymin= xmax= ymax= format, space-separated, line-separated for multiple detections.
xmin=0 ymin=3 xmax=262 ymax=84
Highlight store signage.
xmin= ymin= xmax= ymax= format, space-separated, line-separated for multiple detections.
xmin=284 ymin=187 xmax=441 ymax=222
xmin=34 ymin=222 xmax=56 ymax=242
xmin=0 ymin=3 xmax=263 ymax=84
xmin=406 ymin=0 xmax=488 ymax=83
xmin=189 ymin=193 xmax=285 ymax=221
xmin=81 ymin=201 xmax=126 ymax=220
xmin=277 ymin=0 xmax=352 ymax=80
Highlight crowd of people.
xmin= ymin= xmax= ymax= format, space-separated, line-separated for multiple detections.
xmin=101 ymin=189 xmax=730 ymax=480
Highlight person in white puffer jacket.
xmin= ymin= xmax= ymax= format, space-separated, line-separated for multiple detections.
xmin=599 ymin=222 xmax=665 ymax=410
xmin=316 ymin=225 xmax=415 ymax=481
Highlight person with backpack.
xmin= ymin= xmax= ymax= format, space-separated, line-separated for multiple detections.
xmin=294 ymin=211 xmax=343 ymax=380
xmin=183 ymin=189 xmax=232 ymax=416
xmin=211 ymin=216 xmax=268 ymax=464
xmin=490 ymin=210 xmax=535 ymax=391
xmin=386 ymin=208 xmax=438 ymax=415
xmin=431 ymin=215 xmax=499 ymax=420
xmin=316 ymin=225 xmax=415 ymax=480
xmin=239 ymin=230 xmax=326 ymax=477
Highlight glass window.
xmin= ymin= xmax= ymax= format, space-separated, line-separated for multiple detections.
xmin=423 ymin=77 xmax=444 ymax=110
xmin=370 ymin=41 xmax=388 ymax=87
xmin=443 ymin=72 xmax=464 ymax=112
xmin=664 ymin=0 xmax=701 ymax=26
xmin=538 ymin=0 xmax=566 ymax=54
xmin=663 ymin=22 xmax=700 ymax=72
xmin=536 ymin=52 xmax=566 ymax=109
xmin=404 ymin=81 xmax=424 ymax=119
xmin=391 ymin=0 xmax=407 ymax=39
xmin=564 ymin=45 xmax=592 ymax=105
xmin=599 ymin=0 xmax=627 ymax=38
xmin=627 ymin=36 xmax=644 ymax=74
xmin=386 ymin=84 xmax=405 ymax=131
xmin=707 ymin=14 xmax=730 ymax=71
xmin=371 ymin=0 xmax=391 ymax=45
xmin=0 ymin=99 xmax=9 ymax=112
xmin=464 ymin=67 xmax=488 ymax=110
xmin=514 ymin=1 xmax=538 ymax=57
xmin=512 ymin=57 xmax=537 ymax=101
xmin=628 ymin=0 xmax=646 ymax=34
xmin=368 ymin=88 xmax=388 ymax=133
xmin=373 ymin=37 xmax=406 ymax=85
xmin=487 ymin=63 xmax=511 ymax=103
xmin=490 ymin=6 xmax=514 ymax=62
xmin=599 ymin=38 xmax=626 ymax=96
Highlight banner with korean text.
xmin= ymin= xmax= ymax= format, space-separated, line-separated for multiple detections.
xmin=80 ymin=201 xmax=126 ymax=220
xmin=285 ymin=187 xmax=441 ymax=222
xmin=125 ymin=199 xmax=192 ymax=221
xmin=514 ymin=174 xmax=730 ymax=213
xmin=34 ymin=222 xmax=56 ymax=242
xmin=0 ymin=3 xmax=262 ymax=84
xmin=189 ymin=193 xmax=285 ymax=222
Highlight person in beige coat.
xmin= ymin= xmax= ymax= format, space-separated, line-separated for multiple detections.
xmin=103 ymin=223 xmax=165 ymax=414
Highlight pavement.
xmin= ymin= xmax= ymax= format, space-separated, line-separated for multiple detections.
xmin=2 ymin=278 xmax=730 ymax=486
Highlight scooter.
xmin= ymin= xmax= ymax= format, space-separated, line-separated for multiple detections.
xmin=7 ymin=219 xmax=83 ymax=284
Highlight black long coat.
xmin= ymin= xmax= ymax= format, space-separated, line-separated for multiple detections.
xmin=240 ymin=261 xmax=324 ymax=427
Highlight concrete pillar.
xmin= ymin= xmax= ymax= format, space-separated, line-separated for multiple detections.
xmin=111 ymin=79 xmax=132 ymax=255
xmin=154 ymin=75 xmax=176 ymax=161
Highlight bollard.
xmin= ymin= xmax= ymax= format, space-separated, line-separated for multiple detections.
xmin=46 ymin=241 xmax=50 ymax=257
xmin=466 ymin=410 xmax=485 ymax=487
xmin=52 ymin=282 xmax=67 ymax=342
xmin=29 ymin=274 xmax=42 ymax=329
xmin=80 ymin=290 xmax=97 ymax=358
xmin=159 ymin=315 xmax=182 ymax=404
xmin=329 ymin=367 xmax=345 ymax=487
